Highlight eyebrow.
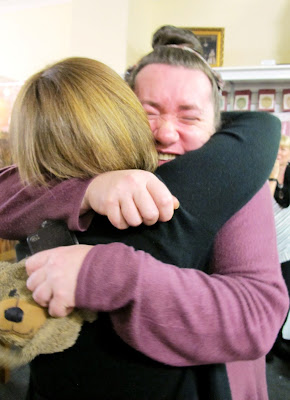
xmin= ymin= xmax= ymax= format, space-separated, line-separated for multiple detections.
xmin=179 ymin=105 xmax=201 ymax=112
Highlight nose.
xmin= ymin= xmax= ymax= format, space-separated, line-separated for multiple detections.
xmin=5 ymin=307 xmax=24 ymax=323
xmin=154 ymin=117 xmax=179 ymax=146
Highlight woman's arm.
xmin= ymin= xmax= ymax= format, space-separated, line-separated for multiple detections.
xmin=0 ymin=112 xmax=280 ymax=239
xmin=78 ymin=184 xmax=288 ymax=365
xmin=0 ymin=167 xmax=177 ymax=238
xmin=0 ymin=165 xmax=94 ymax=240
xmin=157 ymin=112 xmax=281 ymax=229
xmin=26 ymin=184 xmax=288 ymax=366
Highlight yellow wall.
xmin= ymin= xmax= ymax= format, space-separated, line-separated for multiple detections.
xmin=0 ymin=0 xmax=289 ymax=81
xmin=127 ymin=0 xmax=290 ymax=67
xmin=0 ymin=0 xmax=129 ymax=81
xmin=0 ymin=3 xmax=72 ymax=81
xmin=71 ymin=0 xmax=129 ymax=74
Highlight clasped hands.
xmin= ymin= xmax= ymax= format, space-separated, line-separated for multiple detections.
xmin=26 ymin=170 xmax=179 ymax=317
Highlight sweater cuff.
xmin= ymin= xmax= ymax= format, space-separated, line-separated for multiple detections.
xmin=62 ymin=177 xmax=95 ymax=231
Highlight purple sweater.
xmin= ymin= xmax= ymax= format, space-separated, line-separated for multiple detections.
xmin=75 ymin=184 xmax=287 ymax=400
xmin=0 ymin=166 xmax=288 ymax=399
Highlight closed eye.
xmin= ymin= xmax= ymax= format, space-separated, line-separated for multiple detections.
xmin=179 ymin=117 xmax=198 ymax=124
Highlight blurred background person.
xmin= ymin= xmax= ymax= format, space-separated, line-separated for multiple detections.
xmin=268 ymin=134 xmax=290 ymax=361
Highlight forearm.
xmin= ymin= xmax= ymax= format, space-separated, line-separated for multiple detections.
xmin=158 ymin=112 xmax=281 ymax=230
xmin=0 ymin=113 xmax=280 ymax=240
xmin=0 ymin=165 xmax=93 ymax=239
xmin=268 ymin=180 xmax=278 ymax=196
xmin=76 ymin=185 xmax=288 ymax=366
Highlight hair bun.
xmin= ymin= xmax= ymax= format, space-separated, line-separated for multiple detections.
xmin=152 ymin=25 xmax=204 ymax=56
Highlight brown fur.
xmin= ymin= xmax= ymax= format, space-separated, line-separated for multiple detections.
xmin=0 ymin=261 xmax=96 ymax=368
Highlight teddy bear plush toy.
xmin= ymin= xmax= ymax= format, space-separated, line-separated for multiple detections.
xmin=0 ymin=260 xmax=97 ymax=368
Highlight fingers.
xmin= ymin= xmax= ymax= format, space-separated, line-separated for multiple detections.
xmin=119 ymin=198 xmax=144 ymax=227
xmin=49 ymin=297 xmax=73 ymax=318
xmin=108 ymin=178 xmax=180 ymax=228
xmin=146 ymin=178 xmax=177 ymax=222
xmin=84 ymin=170 xmax=180 ymax=229
xmin=26 ymin=258 xmax=52 ymax=307
xmin=31 ymin=281 xmax=52 ymax=308
xmin=130 ymin=189 xmax=159 ymax=226
xmin=26 ymin=250 xmax=50 ymax=276
xmin=173 ymin=196 xmax=180 ymax=210
xmin=26 ymin=267 xmax=47 ymax=291
xmin=107 ymin=203 xmax=130 ymax=229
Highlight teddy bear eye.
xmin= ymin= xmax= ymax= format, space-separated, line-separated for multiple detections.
xmin=9 ymin=289 xmax=17 ymax=297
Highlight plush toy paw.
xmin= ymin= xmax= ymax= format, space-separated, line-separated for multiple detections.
xmin=0 ymin=260 xmax=97 ymax=368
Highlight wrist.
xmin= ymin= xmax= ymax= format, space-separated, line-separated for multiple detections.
xmin=80 ymin=180 xmax=95 ymax=215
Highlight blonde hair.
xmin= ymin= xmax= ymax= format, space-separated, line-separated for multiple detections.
xmin=10 ymin=57 xmax=158 ymax=185
xmin=280 ymin=134 xmax=290 ymax=148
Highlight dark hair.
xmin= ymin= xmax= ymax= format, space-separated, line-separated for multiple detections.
xmin=125 ymin=25 xmax=222 ymax=129
xmin=152 ymin=25 xmax=204 ymax=56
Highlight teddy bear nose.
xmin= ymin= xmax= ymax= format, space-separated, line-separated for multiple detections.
xmin=5 ymin=307 xmax=24 ymax=323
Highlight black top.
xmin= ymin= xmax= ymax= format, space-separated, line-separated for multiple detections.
xmin=26 ymin=112 xmax=281 ymax=400
xmin=274 ymin=164 xmax=290 ymax=208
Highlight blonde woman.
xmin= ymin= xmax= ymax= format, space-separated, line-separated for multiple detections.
xmin=10 ymin=57 xmax=159 ymax=186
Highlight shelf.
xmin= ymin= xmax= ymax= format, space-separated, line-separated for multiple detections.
xmin=213 ymin=65 xmax=290 ymax=83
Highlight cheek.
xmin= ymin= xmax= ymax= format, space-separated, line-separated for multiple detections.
xmin=182 ymin=128 xmax=212 ymax=152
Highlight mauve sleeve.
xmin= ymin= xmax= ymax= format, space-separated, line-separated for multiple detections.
xmin=0 ymin=165 xmax=93 ymax=239
xmin=76 ymin=183 xmax=289 ymax=366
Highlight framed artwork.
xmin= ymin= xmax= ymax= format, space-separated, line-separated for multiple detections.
xmin=282 ymin=89 xmax=290 ymax=112
xmin=234 ymin=90 xmax=251 ymax=111
xmin=183 ymin=27 xmax=224 ymax=67
xmin=220 ymin=91 xmax=228 ymax=111
xmin=258 ymin=89 xmax=276 ymax=112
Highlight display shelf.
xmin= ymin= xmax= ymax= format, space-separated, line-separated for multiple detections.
xmin=214 ymin=65 xmax=290 ymax=83
xmin=213 ymin=65 xmax=290 ymax=114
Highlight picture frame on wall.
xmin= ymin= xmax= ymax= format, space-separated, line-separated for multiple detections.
xmin=258 ymin=89 xmax=276 ymax=112
xmin=282 ymin=89 xmax=290 ymax=112
xmin=183 ymin=27 xmax=224 ymax=67
xmin=220 ymin=91 xmax=228 ymax=111
xmin=234 ymin=90 xmax=251 ymax=111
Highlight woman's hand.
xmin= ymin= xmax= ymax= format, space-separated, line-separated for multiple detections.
xmin=81 ymin=170 xmax=179 ymax=229
xmin=26 ymin=245 xmax=93 ymax=317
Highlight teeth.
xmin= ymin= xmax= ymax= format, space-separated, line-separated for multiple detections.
xmin=158 ymin=153 xmax=176 ymax=161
